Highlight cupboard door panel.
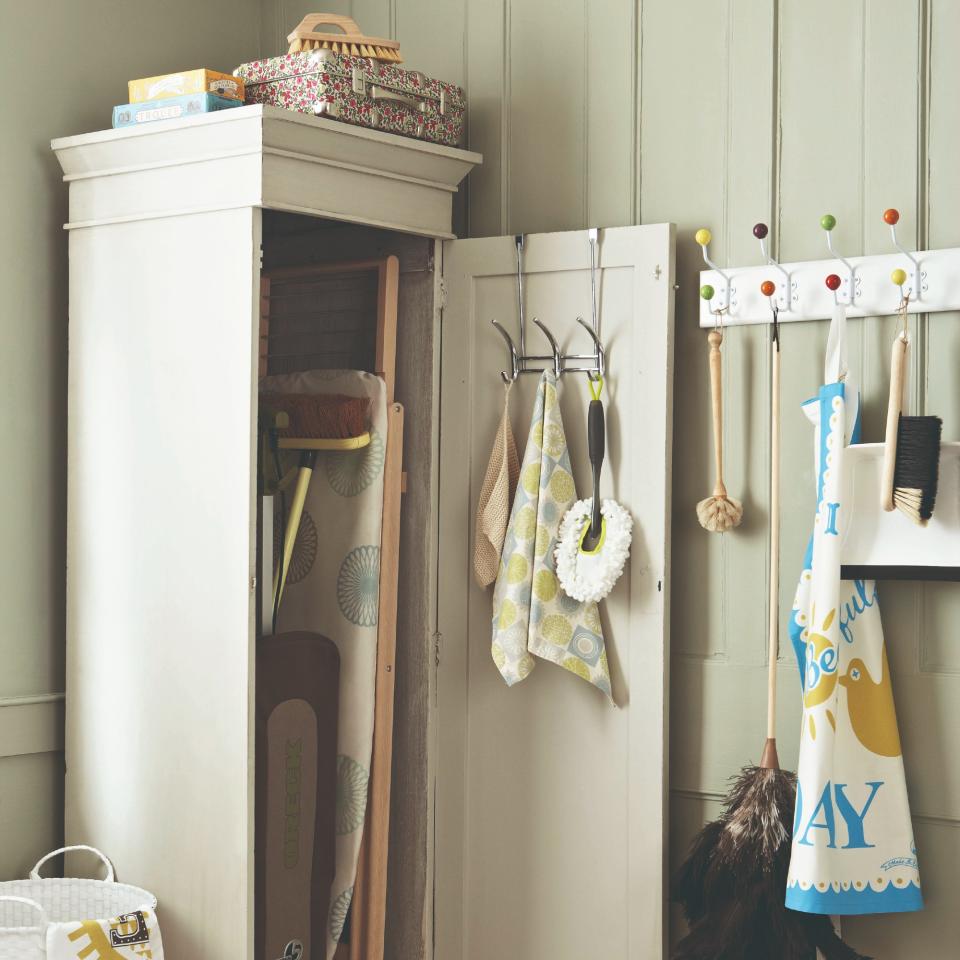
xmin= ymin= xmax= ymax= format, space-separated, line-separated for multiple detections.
xmin=65 ymin=208 xmax=259 ymax=960
xmin=437 ymin=225 xmax=674 ymax=959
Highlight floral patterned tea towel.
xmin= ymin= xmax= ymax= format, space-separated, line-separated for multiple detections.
xmin=491 ymin=371 xmax=613 ymax=701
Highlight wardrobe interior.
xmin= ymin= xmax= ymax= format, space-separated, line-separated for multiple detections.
xmin=258 ymin=210 xmax=440 ymax=958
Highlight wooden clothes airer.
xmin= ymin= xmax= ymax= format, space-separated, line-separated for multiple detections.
xmin=260 ymin=256 xmax=403 ymax=960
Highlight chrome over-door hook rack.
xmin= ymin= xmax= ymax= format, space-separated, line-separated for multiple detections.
xmin=491 ymin=230 xmax=606 ymax=380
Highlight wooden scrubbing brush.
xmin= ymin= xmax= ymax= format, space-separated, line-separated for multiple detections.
xmin=881 ymin=296 xmax=942 ymax=525
xmin=287 ymin=13 xmax=404 ymax=63
xmin=697 ymin=322 xmax=744 ymax=533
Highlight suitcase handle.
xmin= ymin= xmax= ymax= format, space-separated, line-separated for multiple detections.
xmin=351 ymin=68 xmax=445 ymax=116
xmin=369 ymin=85 xmax=427 ymax=113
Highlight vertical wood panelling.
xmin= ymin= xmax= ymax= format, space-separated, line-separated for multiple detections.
xmin=465 ymin=0 xmax=507 ymax=236
xmin=34 ymin=1 xmax=946 ymax=954
xmin=585 ymin=0 xmax=637 ymax=227
xmin=397 ymin=0 xmax=466 ymax=89
xmin=412 ymin=0 xmax=960 ymax=954
xmin=716 ymin=0 xmax=776 ymax=676
xmin=507 ymin=0 xmax=587 ymax=233
xmin=260 ymin=0 xmax=356 ymax=56
xmin=640 ymin=0 xmax=729 ymax=665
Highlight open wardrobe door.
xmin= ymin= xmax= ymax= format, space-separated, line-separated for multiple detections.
xmin=435 ymin=225 xmax=676 ymax=960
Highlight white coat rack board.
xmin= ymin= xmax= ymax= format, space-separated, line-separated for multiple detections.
xmin=695 ymin=211 xmax=960 ymax=580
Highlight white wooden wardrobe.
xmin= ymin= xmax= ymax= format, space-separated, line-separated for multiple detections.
xmin=53 ymin=104 xmax=675 ymax=960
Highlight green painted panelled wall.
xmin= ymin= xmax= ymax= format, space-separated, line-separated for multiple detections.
xmin=0 ymin=0 xmax=262 ymax=879
xmin=3 ymin=0 xmax=956 ymax=955
xmin=265 ymin=0 xmax=960 ymax=955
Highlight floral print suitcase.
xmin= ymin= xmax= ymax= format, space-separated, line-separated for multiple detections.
xmin=235 ymin=50 xmax=465 ymax=147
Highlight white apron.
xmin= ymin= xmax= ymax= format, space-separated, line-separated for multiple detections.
xmin=786 ymin=307 xmax=922 ymax=915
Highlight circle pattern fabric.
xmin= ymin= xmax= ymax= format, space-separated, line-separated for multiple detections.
xmin=328 ymin=886 xmax=353 ymax=943
xmin=336 ymin=754 xmax=369 ymax=835
xmin=325 ymin=428 xmax=385 ymax=497
xmin=337 ymin=545 xmax=381 ymax=626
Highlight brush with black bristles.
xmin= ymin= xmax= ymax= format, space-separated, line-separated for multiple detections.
xmin=881 ymin=329 xmax=942 ymax=526
xmin=672 ymin=292 xmax=870 ymax=960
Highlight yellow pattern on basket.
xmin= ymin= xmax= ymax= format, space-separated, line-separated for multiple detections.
xmin=67 ymin=912 xmax=154 ymax=960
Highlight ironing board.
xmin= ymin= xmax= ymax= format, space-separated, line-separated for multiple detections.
xmin=260 ymin=257 xmax=403 ymax=960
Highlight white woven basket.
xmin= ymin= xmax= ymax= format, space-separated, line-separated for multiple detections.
xmin=0 ymin=846 xmax=162 ymax=960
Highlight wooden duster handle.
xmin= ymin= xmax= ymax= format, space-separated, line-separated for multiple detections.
xmin=708 ymin=330 xmax=727 ymax=499
xmin=767 ymin=337 xmax=781 ymax=741
xmin=761 ymin=333 xmax=782 ymax=770
xmin=881 ymin=334 xmax=908 ymax=512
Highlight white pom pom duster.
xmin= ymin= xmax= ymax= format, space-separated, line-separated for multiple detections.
xmin=555 ymin=498 xmax=633 ymax=603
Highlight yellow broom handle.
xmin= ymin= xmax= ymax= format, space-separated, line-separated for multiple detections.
xmin=767 ymin=338 xmax=781 ymax=740
xmin=273 ymin=459 xmax=315 ymax=610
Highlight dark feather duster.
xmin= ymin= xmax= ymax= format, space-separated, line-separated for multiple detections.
xmin=672 ymin=766 xmax=871 ymax=960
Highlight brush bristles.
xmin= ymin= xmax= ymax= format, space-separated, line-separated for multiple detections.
xmin=894 ymin=414 xmax=942 ymax=524
xmin=288 ymin=37 xmax=403 ymax=61
xmin=261 ymin=392 xmax=370 ymax=440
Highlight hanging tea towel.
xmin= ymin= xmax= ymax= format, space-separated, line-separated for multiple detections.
xmin=786 ymin=305 xmax=922 ymax=915
xmin=491 ymin=371 xmax=613 ymax=700
xmin=474 ymin=382 xmax=520 ymax=586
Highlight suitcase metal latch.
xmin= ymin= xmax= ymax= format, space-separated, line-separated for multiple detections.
xmin=351 ymin=65 xmax=366 ymax=96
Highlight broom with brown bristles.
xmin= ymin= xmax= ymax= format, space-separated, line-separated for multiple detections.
xmin=672 ymin=294 xmax=869 ymax=960
xmin=286 ymin=13 xmax=404 ymax=62
xmin=259 ymin=392 xmax=372 ymax=625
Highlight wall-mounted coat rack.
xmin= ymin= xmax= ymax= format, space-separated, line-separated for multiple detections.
xmin=492 ymin=230 xmax=606 ymax=380
xmin=696 ymin=209 xmax=960 ymax=328
xmin=707 ymin=236 xmax=960 ymax=583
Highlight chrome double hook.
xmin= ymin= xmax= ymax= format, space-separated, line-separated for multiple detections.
xmin=491 ymin=231 xmax=606 ymax=382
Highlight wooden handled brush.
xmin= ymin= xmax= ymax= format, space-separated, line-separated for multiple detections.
xmin=259 ymin=392 xmax=372 ymax=622
xmin=287 ymin=13 xmax=404 ymax=62
xmin=881 ymin=326 xmax=942 ymax=525
xmin=696 ymin=325 xmax=743 ymax=532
